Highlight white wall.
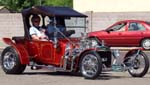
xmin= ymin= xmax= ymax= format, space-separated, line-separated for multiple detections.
xmin=0 ymin=13 xmax=24 ymax=47
xmin=74 ymin=0 xmax=150 ymax=12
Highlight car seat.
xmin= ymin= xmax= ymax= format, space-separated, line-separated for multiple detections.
xmin=131 ymin=24 xmax=139 ymax=30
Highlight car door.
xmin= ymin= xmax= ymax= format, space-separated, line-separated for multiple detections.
xmin=28 ymin=40 xmax=54 ymax=64
xmin=103 ymin=22 xmax=128 ymax=46
xmin=121 ymin=22 xmax=146 ymax=46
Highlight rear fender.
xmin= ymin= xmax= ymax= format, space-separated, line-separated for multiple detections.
xmin=3 ymin=38 xmax=15 ymax=45
xmin=3 ymin=38 xmax=29 ymax=64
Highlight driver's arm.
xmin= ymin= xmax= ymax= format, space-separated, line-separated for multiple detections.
xmin=29 ymin=27 xmax=44 ymax=40
xmin=31 ymin=34 xmax=41 ymax=40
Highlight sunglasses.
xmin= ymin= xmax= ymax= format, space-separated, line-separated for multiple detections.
xmin=34 ymin=20 xmax=40 ymax=23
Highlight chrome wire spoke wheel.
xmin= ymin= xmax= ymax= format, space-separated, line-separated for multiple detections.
xmin=3 ymin=52 xmax=16 ymax=70
xmin=81 ymin=54 xmax=98 ymax=78
xmin=129 ymin=55 xmax=145 ymax=74
xmin=1 ymin=46 xmax=26 ymax=74
xmin=126 ymin=51 xmax=149 ymax=77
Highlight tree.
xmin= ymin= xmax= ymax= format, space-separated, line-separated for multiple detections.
xmin=0 ymin=0 xmax=73 ymax=12
xmin=0 ymin=0 xmax=34 ymax=12
xmin=43 ymin=0 xmax=73 ymax=7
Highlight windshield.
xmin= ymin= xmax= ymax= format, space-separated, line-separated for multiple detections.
xmin=45 ymin=16 xmax=86 ymax=39
xmin=107 ymin=22 xmax=127 ymax=32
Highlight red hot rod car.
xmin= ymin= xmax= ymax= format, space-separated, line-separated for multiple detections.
xmin=1 ymin=6 xmax=149 ymax=79
xmin=1 ymin=6 xmax=109 ymax=79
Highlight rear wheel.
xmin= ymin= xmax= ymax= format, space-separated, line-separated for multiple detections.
xmin=141 ymin=38 xmax=150 ymax=50
xmin=1 ymin=46 xmax=26 ymax=74
xmin=79 ymin=51 xmax=102 ymax=79
xmin=124 ymin=50 xmax=149 ymax=77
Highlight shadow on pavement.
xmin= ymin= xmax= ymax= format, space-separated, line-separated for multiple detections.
xmin=23 ymin=71 xmax=82 ymax=77
xmin=97 ymin=72 xmax=129 ymax=80
xmin=22 ymin=71 xmax=132 ymax=80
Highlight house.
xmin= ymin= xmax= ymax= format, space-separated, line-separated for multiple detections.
xmin=73 ymin=0 xmax=150 ymax=12
xmin=0 ymin=6 xmax=10 ymax=13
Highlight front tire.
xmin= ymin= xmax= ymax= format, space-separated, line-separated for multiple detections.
xmin=124 ymin=50 xmax=149 ymax=77
xmin=1 ymin=46 xmax=26 ymax=74
xmin=79 ymin=51 xmax=102 ymax=79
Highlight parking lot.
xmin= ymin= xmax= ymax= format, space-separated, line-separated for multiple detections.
xmin=0 ymin=50 xmax=150 ymax=85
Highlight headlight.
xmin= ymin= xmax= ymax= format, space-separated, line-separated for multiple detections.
xmin=91 ymin=39 xmax=98 ymax=47
xmin=81 ymin=38 xmax=99 ymax=49
xmin=88 ymin=39 xmax=99 ymax=48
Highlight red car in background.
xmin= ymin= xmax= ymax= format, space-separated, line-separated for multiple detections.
xmin=88 ymin=20 xmax=150 ymax=49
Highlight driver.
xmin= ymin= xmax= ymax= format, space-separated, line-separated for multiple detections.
xmin=46 ymin=18 xmax=75 ymax=40
xmin=29 ymin=15 xmax=48 ymax=40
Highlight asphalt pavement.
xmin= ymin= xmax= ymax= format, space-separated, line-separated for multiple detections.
xmin=0 ymin=50 xmax=150 ymax=85
xmin=0 ymin=66 xmax=150 ymax=85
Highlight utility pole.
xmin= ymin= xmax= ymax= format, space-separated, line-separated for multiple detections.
xmin=39 ymin=0 xmax=41 ymax=6
xmin=40 ymin=0 xmax=44 ymax=6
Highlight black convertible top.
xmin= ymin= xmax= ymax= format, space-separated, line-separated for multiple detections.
xmin=22 ymin=6 xmax=87 ymax=39
xmin=22 ymin=6 xmax=87 ymax=17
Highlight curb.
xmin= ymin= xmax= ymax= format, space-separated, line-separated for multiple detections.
xmin=110 ymin=47 xmax=150 ymax=51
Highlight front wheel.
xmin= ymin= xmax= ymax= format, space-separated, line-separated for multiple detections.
xmin=124 ymin=50 xmax=149 ymax=77
xmin=79 ymin=51 xmax=102 ymax=79
xmin=1 ymin=46 xmax=26 ymax=74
